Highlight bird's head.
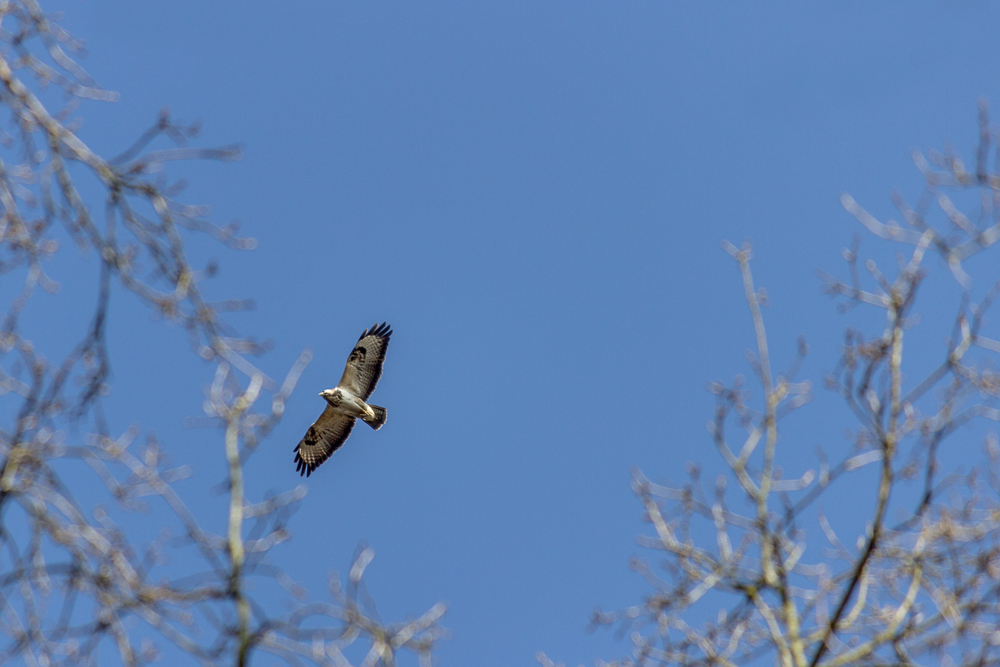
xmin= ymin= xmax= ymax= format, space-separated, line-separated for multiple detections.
xmin=319 ymin=388 xmax=342 ymax=406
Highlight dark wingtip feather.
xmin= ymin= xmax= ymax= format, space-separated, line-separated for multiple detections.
xmin=294 ymin=451 xmax=314 ymax=477
xmin=359 ymin=321 xmax=392 ymax=341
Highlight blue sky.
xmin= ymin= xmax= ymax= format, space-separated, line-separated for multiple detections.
xmin=31 ymin=1 xmax=1000 ymax=664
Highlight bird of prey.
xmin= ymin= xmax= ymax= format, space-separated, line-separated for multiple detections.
xmin=294 ymin=322 xmax=392 ymax=476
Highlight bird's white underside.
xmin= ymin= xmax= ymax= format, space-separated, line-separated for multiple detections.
xmin=321 ymin=387 xmax=375 ymax=422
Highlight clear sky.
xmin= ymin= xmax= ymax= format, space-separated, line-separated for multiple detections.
xmin=33 ymin=1 xmax=1000 ymax=665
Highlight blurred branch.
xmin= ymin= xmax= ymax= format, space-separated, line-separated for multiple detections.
xmin=0 ymin=3 xmax=446 ymax=666
xmin=591 ymin=102 xmax=1000 ymax=667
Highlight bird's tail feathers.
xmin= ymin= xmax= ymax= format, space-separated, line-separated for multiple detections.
xmin=365 ymin=405 xmax=387 ymax=430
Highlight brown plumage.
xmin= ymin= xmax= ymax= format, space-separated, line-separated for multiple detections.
xmin=294 ymin=323 xmax=392 ymax=476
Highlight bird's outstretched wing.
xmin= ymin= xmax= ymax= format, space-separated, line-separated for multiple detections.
xmin=338 ymin=322 xmax=392 ymax=400
xmin=293 ymin=406 xmax=356 ymax=477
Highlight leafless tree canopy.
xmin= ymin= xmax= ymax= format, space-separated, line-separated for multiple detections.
xmin=574 ymin=102 xmax=1000 ymax=667
xmin=8 ymin=1 xmax=1000 ymax=666
xmin=0 ymin=2 xmax=445 ymax=665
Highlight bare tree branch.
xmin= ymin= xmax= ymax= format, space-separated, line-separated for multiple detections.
xmin=588 ymin=102 xmax=1000 ymax=667
xmin=0 ymin=3 xmax=447 ymax=665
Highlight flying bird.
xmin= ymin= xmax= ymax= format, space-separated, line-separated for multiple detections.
xmin=294 ymin=322 xmax=392 ymax=476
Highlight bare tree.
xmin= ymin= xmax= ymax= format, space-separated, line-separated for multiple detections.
xmin=568 ymin=102 xmax=1000 ymax=667
xmin=0 ymin=2 xmax=445 ymax=665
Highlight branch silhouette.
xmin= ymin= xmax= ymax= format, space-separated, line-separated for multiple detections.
xmin=0 ymin=3 xmax=446 ymax=665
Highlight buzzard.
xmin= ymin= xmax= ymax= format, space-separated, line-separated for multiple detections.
xmin=294 ymin=322 xmax=392 ymax=476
